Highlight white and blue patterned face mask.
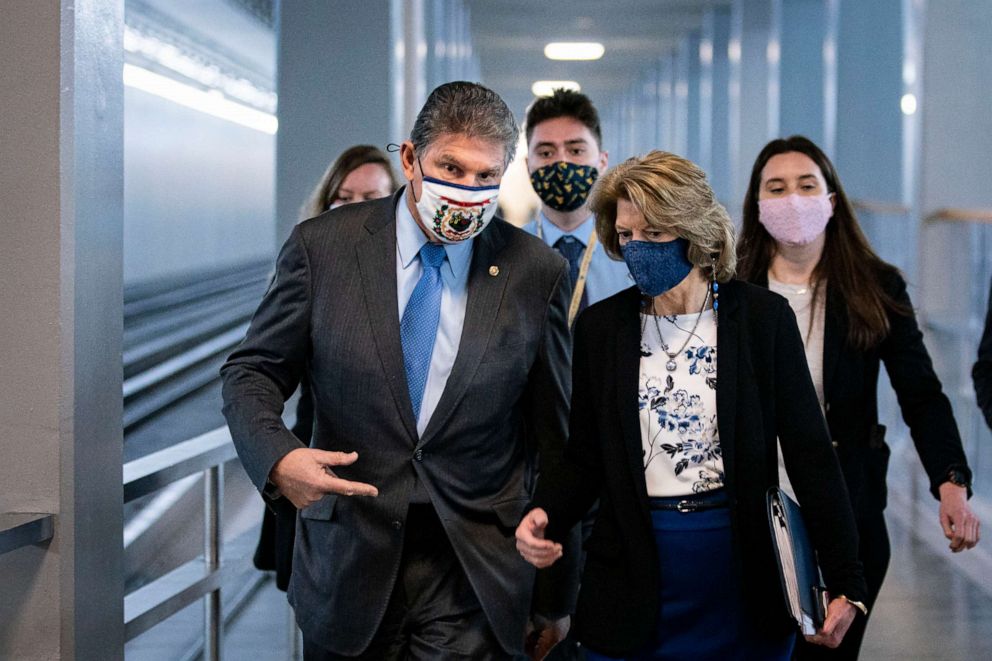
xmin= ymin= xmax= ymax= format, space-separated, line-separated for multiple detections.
xmin=411 ymin=158 xmax=500 ymax=244
xmin=622 ymin=238 xmax=694 ymax=297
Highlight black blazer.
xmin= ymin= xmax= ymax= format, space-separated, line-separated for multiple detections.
xmin=222 ymin=190 xmax=575 ymax=655
xmin=973 ymin=274 xmax=992 ymax=430
xmin=532 ymin=281 xmax=867 ymax=658
xmin=754 ymin=270 xmax=972 ymax=515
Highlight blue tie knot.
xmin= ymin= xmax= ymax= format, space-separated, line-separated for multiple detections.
xmin=419 ymin=243 xmax=447 ymax=270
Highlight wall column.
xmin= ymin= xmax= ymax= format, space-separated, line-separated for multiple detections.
xmin=275 ymin=1 xmax=405 ymax=240
xmin=729 ymin=0 xmax=781 ymax=212
xmin=699 ymin=7 xmax=733 ymax=206
xmin=778 ymin=0 xmax=829 ymax=145
xmin=0 ymin=1 xmax=125 ymax=658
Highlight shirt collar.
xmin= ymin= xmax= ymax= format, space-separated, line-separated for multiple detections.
xmin=538 ymin=211 xmax=596 ymax=247
xmin=395 ymin=192 xmax=474 ymax=279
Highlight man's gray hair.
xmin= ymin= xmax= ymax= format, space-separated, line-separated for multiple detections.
xmin=410 ymin=81 xmax=519 ymax=168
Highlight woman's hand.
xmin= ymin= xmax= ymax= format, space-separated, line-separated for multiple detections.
xmin=804 ymin=597 xmax=857 ymax=648
xmin=938 ymin=482 xmax=981 ymax=552
xmin=515 ymin=508 xmax=563 ymax=568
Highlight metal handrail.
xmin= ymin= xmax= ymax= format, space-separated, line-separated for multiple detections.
xmin=123 ymin=426 xmax=235 ymax=659
xmin=924 ymin=207 xmax=992 ymax=225
xmin=851 ymin=198 xmax=912 ymax=216
xmin=124 ymin=427 xmax=237 ymax=503
xmin=0 ymin=513 xmax=54 ymax=556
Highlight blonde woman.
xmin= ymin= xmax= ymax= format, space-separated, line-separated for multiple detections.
xmin=516 ymin=151 xmax=867 ymax=660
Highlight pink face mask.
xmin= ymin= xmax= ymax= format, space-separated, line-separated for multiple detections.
xmin=757 ymin=193 xmax=833 ymax=246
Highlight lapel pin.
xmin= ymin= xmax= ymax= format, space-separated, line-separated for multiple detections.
xmin=489 ymin=265 xmax=499 ymax=276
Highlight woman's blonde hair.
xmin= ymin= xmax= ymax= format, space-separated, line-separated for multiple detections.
xmin=590 ymin=150 xmax=736 ymax=282
xmin=300 ymin=145 xmax=399 ymax=221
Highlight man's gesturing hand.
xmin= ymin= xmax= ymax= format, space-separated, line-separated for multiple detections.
xmin=515 ymin=508 xmax=563 ymax=568
xmin=270 ymin=448 xmax=378 ymax=509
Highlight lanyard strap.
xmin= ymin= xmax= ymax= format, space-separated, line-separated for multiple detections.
xmin=569 ymin=231 xmax=597 ymax=325
xmin=537 ymin=217 xmax=597 ymax=325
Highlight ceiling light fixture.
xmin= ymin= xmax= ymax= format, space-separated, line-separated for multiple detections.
xmin=531 ymin=80 xmax=582 ymax=97
xmin=123 ymin=63 xmax=278 ymax=135
xmin=544 ymin=42 xmax=605 ymax=61
xmin=900 ymin=93 xmax=918 ymax=115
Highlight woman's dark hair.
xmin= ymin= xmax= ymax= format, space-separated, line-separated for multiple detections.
xmin=737 ymin=135 xmax=909 ymax=349
xmin=300 ymin=145 xmax=399 ymax=220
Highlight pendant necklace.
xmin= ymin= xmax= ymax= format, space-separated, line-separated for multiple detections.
xmin=646 ymin=288 xmax=711 ymax=372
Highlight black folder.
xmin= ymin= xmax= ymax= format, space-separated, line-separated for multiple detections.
xmin=766 ymin=487 xmax=829 ymax=635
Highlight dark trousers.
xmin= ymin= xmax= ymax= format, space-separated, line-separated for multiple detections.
xmin=793 ymin=511 xmax=891 ymax=660
xmin=303 ymin=504 xmax=516 ymax=661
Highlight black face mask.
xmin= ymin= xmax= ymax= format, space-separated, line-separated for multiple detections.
xmin=529 ymin=161 xmax=599 ymax=212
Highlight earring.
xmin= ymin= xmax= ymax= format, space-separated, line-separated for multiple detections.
xmin=710 ymin=253 xmax=719 ymax=324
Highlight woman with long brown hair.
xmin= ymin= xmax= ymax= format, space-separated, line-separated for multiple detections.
xmin=737 ymin=135 xmax=980 ymax=660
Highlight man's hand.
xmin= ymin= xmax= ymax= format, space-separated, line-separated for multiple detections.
xmin=939 ymin=482 xmax=980 ymax=552
xmin=270 ymin=448 xmax=378 ymax=509
xmin=805 ymin=597 xmax=856 ymax=648
xmin=524 ymin=614 xmax=570 ymax=660
xmin=515 ymin=508 xmax=562 ymax=568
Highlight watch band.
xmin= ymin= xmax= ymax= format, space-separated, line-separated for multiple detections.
xmin=945 ymin=468 xmax=971 ymax=489
xmin=836 ymin=594 xmax=868 ymax=617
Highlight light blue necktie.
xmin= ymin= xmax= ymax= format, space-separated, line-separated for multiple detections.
xmin=400 ymin=242 xmax=447 ymax=420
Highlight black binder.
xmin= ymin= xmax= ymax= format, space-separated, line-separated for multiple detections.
xmin=766 ymin=487 xmax=829 ymax=635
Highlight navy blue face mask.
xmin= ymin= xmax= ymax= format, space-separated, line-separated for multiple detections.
xmin=621 ymin=238 xmax=694 ymax=297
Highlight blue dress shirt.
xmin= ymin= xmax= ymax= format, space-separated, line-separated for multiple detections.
xmin=523 ymin=213 xmax=631 ymax=306
xmin=395 ymin=196 xmax=474 ymax=436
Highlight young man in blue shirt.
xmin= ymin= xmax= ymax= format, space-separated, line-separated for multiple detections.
xmin=523 ymin=89 xmax=630 ymax=321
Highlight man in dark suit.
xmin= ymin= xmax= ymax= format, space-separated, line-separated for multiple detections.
xmin=221 ymin=81 xmax=575 ymax=659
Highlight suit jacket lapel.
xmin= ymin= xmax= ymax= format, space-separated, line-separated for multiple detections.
xmin=614 ymin=289 xmax=652 ymax=523
xmin=715 ymin=282 xmax=740 ymax=495
xmin=821 ymin=283 xmax=844 ymax=404
xmin=356 ymin=190 xmax=419 ymax=443
xmin=418 ymin=221 xmax=509 ymax=447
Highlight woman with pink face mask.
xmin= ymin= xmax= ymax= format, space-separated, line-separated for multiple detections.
xmin=738 ymin=136 xmax=981 ymax=661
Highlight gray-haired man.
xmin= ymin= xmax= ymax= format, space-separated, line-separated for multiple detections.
xmin=222 ymin=82 xmax=576 ymax=659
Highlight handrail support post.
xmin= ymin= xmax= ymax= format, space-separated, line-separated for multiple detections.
xmin=204 ymin=464 xmax=224 ymax=660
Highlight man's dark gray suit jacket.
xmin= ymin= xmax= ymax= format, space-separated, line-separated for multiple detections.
xmin=221 ymin=189 xmax=575 ymax=656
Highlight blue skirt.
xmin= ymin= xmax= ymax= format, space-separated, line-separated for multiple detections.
xmin=584 ymin=492 xmax=795 ymax=661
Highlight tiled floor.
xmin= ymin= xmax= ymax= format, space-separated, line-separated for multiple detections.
xmin=859 ymin=512 xmax=992 ymax=660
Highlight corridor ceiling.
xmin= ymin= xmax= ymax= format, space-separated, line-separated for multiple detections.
xmin=471 ymin=0 xmax=730 ymax=119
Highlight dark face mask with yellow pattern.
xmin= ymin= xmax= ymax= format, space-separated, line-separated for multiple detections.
xmin=529 ymin=161 xmax=599 ymax=212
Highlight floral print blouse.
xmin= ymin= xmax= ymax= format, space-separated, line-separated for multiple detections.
xmin=637 ymin=308 xmax=724 ymax=497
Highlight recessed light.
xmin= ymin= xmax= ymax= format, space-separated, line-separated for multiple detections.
xmin=544 ymin=42 xmax=605 ymax=61
xmin=900 ymin=93 xmax=918 ymax=115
